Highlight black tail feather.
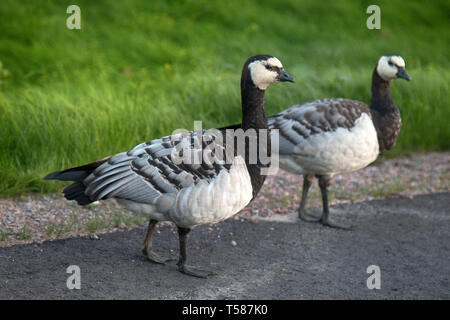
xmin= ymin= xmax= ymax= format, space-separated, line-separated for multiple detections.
xmin=44 ymin=157 xmax=110 ymax=206
xmin=44 ymin=158 xmax=109 ymax=181
xmin=63 ymin=182 xmax=93 ymax=205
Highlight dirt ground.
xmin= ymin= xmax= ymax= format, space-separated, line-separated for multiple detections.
xmin=1 ymin=192 xmax=449 ymax=299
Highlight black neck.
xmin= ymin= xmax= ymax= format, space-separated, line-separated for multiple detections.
xmin=239 ymin=67 xmax=270 ymax=199
xmin=370 ymin=68 xmax=402 ymax=154
xmin=241 ymin=76 xmax=268 ymax=131
xmin=371 ymin=68 xmax=395 ymax=114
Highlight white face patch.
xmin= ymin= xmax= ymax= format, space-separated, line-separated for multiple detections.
xmin=377 ymin=55 xmax=406 ymax=81
xmin=390 ymin=56 xmax=405 ymax=68
xmin=248 ymin=57 xmax=284 ymax=90
xmin=266 ymin=57 xmax=283 ymax=69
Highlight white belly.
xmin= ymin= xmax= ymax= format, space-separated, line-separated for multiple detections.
xmin=169 ymin=156 xmax=253 ymax=228
xmin=280 ymin=113 xmax=379 ymax=175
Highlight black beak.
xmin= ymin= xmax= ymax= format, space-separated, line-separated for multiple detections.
xmin=278 ymin=70 xmax=295 ymax=83
xmin=396 ymin=67 xmax=411 ymax=81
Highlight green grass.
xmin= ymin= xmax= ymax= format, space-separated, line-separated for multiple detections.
xmin=16 ymin=225 xmax=32 ymax=241
xmin=370 ymin=178 xmax=409 ymax=198
xmin=0 ymin=229 xmax=7 ymax=242
xmin=112 ymin=211 xmax=147 ymax=229
xmin=0 ymin=0 xmax=449 ymax=195
xmin=85 ymin=214 xmax=108 ymax=233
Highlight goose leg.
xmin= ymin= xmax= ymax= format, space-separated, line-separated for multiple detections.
xmin=142 ymin=219 xmax=172 ymax=264
xmin=318 ymin=175 xmax=353 ymax=230
xmin=177 ymin=226 xmax=214 ymax=278
xmin=298 ymin=174 xmax=321 ymax=222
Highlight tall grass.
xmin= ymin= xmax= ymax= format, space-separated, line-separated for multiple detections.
xmin=0 ymin=0 xmax=448 ymax=195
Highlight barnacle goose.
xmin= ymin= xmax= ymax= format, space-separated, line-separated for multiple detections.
xmin=44 ymin=55 xmax=294 ymax=277
xmin=270 ymin=55 xmax=411 ymax=229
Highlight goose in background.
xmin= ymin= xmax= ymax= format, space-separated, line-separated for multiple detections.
xmin=44 ymin=55 xmax=294 ymax=278
xmin=270 ymin=54 xmax=411 ymax=229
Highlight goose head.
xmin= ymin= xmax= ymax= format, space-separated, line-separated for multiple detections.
xmin=245 ymin=55 xmax=294 ymax=90
xmin=376 ymin=55 xmax=411 ymax=82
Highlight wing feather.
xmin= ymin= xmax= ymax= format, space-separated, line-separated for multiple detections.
xmin=82 ymin=130 xmax=230 ymax=205
xmin=270 ymin=98 xmax=371 ymax=155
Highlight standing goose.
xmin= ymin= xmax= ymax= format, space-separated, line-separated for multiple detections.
xmin=269 ymin=54 xmax=411 ymax=229
xmin=44 ymin=55 xmax=294 ymax=278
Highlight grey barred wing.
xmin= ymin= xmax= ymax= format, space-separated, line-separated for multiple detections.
xmin=83 ymin=130 xmax=230 ymax=204
xmin=269 ymin=98 xmax=372 ymax=155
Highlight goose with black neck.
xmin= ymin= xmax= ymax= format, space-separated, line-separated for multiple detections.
xmin=44 ymin=55 xmax=294 ymax=278
xmin=269 ymin=54 xmax=411 ymax=229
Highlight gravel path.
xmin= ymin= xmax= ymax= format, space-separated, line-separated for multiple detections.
xmin=1 ymin=193 xmax=449 ymax=299
xmin=0 ymin=152 xmax=448 ymax=247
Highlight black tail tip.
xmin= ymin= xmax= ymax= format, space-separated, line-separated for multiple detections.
xmin=43 ymin=171 xmax=61 ymax=180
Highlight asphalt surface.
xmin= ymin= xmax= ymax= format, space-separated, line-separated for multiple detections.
xmin=0 ymin=192 xmax=449 ymax=299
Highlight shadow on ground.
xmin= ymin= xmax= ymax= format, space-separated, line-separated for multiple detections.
xmin=0 ymin=193 xmax=449 ymax=299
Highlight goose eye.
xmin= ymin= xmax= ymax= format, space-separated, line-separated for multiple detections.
xmin=265 ymin=65 xmax=273 ymax=71
xmin=388 ymin=61 xmax=394 ymax=66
